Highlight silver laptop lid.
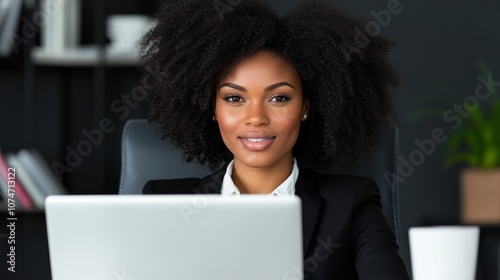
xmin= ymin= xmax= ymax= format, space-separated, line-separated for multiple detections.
xmin=45 ymin=195 xmax=303 ymax=280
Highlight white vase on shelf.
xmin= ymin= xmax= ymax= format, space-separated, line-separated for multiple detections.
xmin=40 ymin=0 xmax=81 ymax=51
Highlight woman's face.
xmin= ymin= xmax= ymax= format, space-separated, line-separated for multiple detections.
xmin=215 ymin=50 xmax=306 ymax=170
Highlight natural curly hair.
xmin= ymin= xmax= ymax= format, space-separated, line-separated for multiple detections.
xmin=139 ymin=0 xmax=400 ymax=172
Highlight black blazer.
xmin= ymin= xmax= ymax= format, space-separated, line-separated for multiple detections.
xmin=143 ymin=166 xmax=410 ymax=280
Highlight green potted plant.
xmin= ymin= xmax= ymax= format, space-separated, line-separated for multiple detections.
xmin=408 ymin=60 xmax=500 ymax=224
xmin=443 ymin=61 xmax=500 ymax=224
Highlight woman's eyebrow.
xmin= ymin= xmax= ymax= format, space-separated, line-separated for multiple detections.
xmin=265 ymin=82 xmax=295 ymax=91
xmin=219 ymin=82 xmax=295 ymax=92
xmin=219 ymin=83 xmax=246 ymax=91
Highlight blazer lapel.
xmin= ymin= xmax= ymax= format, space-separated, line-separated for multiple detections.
xmin=195 ymin=163 xmax=226 ymax=194
xmin=295 ymin=169 xmax=322 ymax=255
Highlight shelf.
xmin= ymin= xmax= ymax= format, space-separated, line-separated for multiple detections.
xmin=31 ymin=45 xmax=139 ymax=67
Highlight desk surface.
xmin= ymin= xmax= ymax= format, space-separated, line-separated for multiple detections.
xmin=1 ymin=212 xmax=500 ymax=280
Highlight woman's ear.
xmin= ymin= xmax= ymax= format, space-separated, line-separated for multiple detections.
xmin=302 ymin=98 xmax=310 ymax=121
xmin=213 ymin=106 xmax=217 ymax=121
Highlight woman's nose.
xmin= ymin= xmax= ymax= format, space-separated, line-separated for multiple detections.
xmin=245 ymin=103 xmax=269 ymax=127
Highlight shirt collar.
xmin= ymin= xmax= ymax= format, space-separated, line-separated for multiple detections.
xmin=221 ymin=158 xmax=299 ymax=197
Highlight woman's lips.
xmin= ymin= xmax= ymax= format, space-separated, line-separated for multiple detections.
xmin=238 ymin=133 xmax=275 ymax=151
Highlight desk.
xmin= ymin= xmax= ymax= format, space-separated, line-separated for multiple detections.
xmin=0 ymin=212 xmax=50 ymax=280
xmin=416 ymin=220 xmax=500 ymax=280
xmin=1 ymin=212 xmax=499 ymax=280
xmin=477 ymin=226 xmax=500 ymax=280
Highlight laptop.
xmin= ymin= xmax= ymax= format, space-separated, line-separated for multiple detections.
xmin=45 ymin=195 xmax=303 ymax=280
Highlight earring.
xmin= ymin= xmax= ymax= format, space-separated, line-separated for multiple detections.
xmin=302 ymin=114 xmax=308 ymax=121
xmin=213 ymin=115 xmax=217 ymax=121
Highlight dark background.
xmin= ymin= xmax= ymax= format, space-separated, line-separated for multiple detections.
xmin=1 ymin=0 xmax=500 ymax=279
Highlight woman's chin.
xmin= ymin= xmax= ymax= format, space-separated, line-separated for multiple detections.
xmin=233 ymin=154 xmax=290 ymax=170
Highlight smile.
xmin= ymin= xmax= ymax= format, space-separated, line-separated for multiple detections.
xmin=246 ymin=138 xmax=271 ymax=142
xmin=239 ymin=136 xmax=275 ymax=151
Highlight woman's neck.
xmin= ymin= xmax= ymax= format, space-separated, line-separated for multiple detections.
xmin=231 ymin=156 xmax=294 ymax=194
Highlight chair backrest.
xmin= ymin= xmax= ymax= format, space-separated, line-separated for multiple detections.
xmin=119 ymin=119 xmax=402 ymax=253
xmin=118 ymin=119 xmax=212 ymax=194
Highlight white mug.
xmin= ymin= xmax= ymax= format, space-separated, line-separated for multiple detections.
xmin=409 ymin=226 xmax=480 ymax=280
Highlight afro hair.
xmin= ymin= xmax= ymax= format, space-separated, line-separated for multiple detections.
xmin=139 ymin=0 xmax=401 ymax=171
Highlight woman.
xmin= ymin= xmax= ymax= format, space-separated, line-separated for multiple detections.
xmin=139 ymin=0 xmax=409 ymax=279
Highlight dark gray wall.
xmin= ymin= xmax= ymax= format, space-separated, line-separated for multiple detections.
xmin=1 ymin=0 xmax=499 ymax=279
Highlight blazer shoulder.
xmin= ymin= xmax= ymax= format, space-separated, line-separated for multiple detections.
xmin=143 ymin=178 xmax=201 ymax=194
xmin=311 ymin=170 xmax=376 ymax=188
xmin=309 ymin=170 xmax=379 ymax=202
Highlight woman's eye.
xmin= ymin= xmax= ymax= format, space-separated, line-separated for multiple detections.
xmin=270 ymin=95 xmax=290 ymax=102
xmin=223 ymin=95 xmax=243 ymax=103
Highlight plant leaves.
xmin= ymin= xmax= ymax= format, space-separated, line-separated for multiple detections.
xmin=432 ymin=60 xmax=500 ymax=169
xmin=464 ymin=128 xmax=483 ymax=154
xmin=443 ymin=152 xmax=478 ymax=168
xmin=482 ymin=147 xmax=499 ymax=169
xmin=406 ymin=108 xmax=445 ymax=122
xmin=446 ymin=129 xmax=465 ymax=151
xmin=491 ymin=101 xmax=500 ymax=150
xmin=468 ymin=105 xmax=486 ymax=130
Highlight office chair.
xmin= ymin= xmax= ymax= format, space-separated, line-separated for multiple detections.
xmin=119 ymin=119 xmax=402 ymax=253
xmin=118 ymin=119 xmax=212 ymax=195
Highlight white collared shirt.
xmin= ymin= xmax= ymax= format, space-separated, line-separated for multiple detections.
xmin=221 ymin=158 xmax=299 ymax=196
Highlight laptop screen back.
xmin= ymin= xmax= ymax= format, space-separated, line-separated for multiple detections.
xmin=45 ymin=195 xmax=303 ymax=280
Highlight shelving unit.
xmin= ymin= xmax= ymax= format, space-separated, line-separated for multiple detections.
xmin=31 ymin=45 xmax=138 ymax=67
xmin=1 ymin=1 xmax=157 ymax=279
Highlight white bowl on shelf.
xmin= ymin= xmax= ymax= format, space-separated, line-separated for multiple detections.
xmin=106 ymin=15 xmax=153 ymax=51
